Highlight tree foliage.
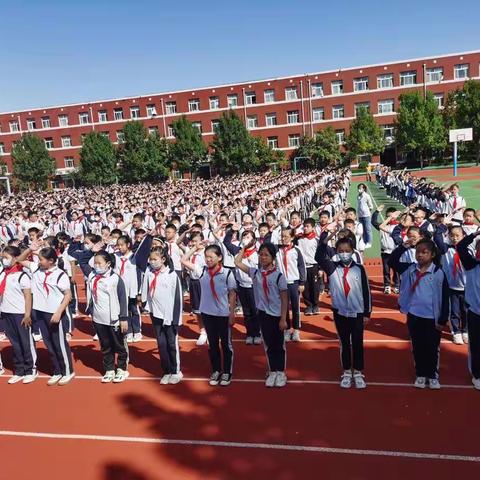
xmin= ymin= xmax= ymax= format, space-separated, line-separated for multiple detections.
xmin=293 ymin=127 xmax=342 ymax=168
xmin=170 ymin=116 xmax=207 ymax=173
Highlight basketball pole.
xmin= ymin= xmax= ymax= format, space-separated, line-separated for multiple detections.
xmin=453 ymin=140 xmax=458 ymax=177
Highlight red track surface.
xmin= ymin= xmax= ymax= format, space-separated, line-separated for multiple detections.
xmin=1 ymin=264 xmax=479 ymax=480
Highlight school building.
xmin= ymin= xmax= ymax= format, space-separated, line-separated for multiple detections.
xmin=0 ymin=50 xmax=479 ymax=187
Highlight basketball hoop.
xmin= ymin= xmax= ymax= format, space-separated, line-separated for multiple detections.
xmin=449 ymin=128 xmax=473 ymax=177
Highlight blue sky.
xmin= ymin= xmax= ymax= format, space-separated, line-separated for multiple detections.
xmin=1 ymin=0 xmax=479 ymax=112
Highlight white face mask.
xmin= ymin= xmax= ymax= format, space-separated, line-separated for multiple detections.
xmin=2 ymin=258 xmax=12 ymax=268
xmin=338 ymin=252 xmax=353 ymax=264
xmin=150 ymin=260 xmax=162 ymax=270
xmin=241 ymin=238 xmax=253 ymax=247
xmin=95 ymin=266 xmax=108 ymax=275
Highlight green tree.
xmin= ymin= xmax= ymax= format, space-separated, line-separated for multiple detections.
xmin=78 ymin=131 xmax=118 ymax=186
xmin=210 ymin=111 xmax=258 ymax=174
xmin=395 ymin=91 xmax=447 ymax=167
xmin=251 ymin=136 xmax=281 ymax=171
xmin=117 ymin=121 xmax=150 ymax=183
xmin=12 ymin=133 xmax=55 ymax=191
xmin=170 ymin=116 xmax=207 ymax=173
xmin=443 ymin=79 xmax=480 ymax=165
xmin=293 ymin=127 xmax=341 ymax=168
xmin=144 ymin=131 xmax=170 ymax=182
xmin=345 ymin=107 xmax=386 ymax=161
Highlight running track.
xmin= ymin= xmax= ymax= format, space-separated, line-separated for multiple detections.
xmin=1 ymin=266 xmax=479 ymax=479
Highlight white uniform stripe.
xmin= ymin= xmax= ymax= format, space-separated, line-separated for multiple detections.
xmin=28 ymin=327 xmax=38 ymax=374
xmin=57 ymin=318 xmax=71 ymax=376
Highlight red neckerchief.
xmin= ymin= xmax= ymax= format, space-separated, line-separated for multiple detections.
xmin=43 ymin=271 xmax=53 ymax=295
xmin=243 ymin=247 xmax=257 ymax=258
xmin=0 ymin=264 xmax=23 ymax=296
xmin=389 ymin=220 xmax=399 ymax=225
xmin=411 ymin=270 xmax=428 ymax=292
xmin=342 ymin=266 xmax=351 ymax=298
xmin=149 ymin=269 xmax=162 ymax=295
xmin=261 ymin=267 xmax=276 ymax=303
xmin=453 ymin=196 xmax=457 ymax=210
xmin=301 ymin=231 xmax=316 ymax=240
xmin=452 ymin=246 xmax=462 ymax=278
xmin=119 ymin=257 xmax=128 ymax=276
xmin=208 ymin=264 xmax=222 ymax=303
xmin=92 ymin=274 xmax=105 ymax=301
xmin=282 ymin=244 xmax=294 ymax=276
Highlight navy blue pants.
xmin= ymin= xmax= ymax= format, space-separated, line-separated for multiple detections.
xmin=127 ymin=297 xmax=141 ymax=334
xmin=407 ymin=313 xmax=441 ymax=379
xmin=449 ymin=289 xmax=467 ymax=334
xmin=381 ymin=253 xmax=399 ymax=289
xmin=151 ymin=316 xmax=180 ymax=375
xmin=304 ymin=265 xmax=320 ymax=308
xmin=33 ymin=309 xmax=73 ymax=376
xmin=286 ymin=281 xmax=301 ymax=330
xmin=202 ymin=314 xmax=233 ymax=375
xmin=2 ymin=313 xmax=37 ymax=376
xmin=94 ymin=322 xmax=129 ymax=372
xmin=467 ymin=310 xmax=480 ymax=379
xmin=258 ymin=310 xmax=285 ymax=372
xmin=333 ymin=312 xmax=364 ymax=371
xmin=237 ymin=286 xmax=260 ymax=337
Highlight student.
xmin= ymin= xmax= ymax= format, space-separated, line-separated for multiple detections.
xmin=316 ymin=236 xmax=371 ymax=389
xmin=357 ymin=183 xmax=373 ymax=247
xmin=457 ymin=231 xmax=480 ymax=390
xmin=164 ymin=223 xmax=183 ymax=276
xmin=21 ymin=247 xmax=74 ymax=386
xmin=115 ymin=235 xmax=142 ymax=343
xmin=297 ymin=218 xmax=321 ymax=315
xmin=389 ymin=239 xmax=449 ymax=389
xmin=87 ymin=251 xmax=129 ymax=383
xmin=235 ymin=242 xmax=289 ymax=387
xmin=444 ymin=184 xmax=466 ymax=223
xmin=277 ymin=228 xmax=306 ymax=342
xmin=142 ymin=247 xmax=183 ymax=384
xmin=182 ymin=244 xmax=237 ymax=386
xmin=433 ymin=223 xmax=468 ymax=344
xmin=0 ymin=246 xmax=37 ymax=384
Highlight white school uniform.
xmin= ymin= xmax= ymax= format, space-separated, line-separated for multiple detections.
xmin=0 ymin=269 xmax=31 ymax=314
xmin=114 ymin=252 xmax=139 ymax=299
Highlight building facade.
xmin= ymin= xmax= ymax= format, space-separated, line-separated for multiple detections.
xmin=0 ymin=50 xmax=479 ymax=186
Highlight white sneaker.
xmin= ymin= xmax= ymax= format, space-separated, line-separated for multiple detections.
xmin=160 ymin=374 xmax=171 ymax=385
xmin=364 ymin=243 xmax=372 ymax=249
xmin=291 ymin=330 xmax=301 ymax=342
xmin=169 ymin=372 xmax=183 ymax=385
xmin=219 ymin=373 xmax=232 ymax=386
xmin=265 ymin=371 xmax=277 ymax=388
xmin=462 ymin=333 xmax=469 ymax=344
xmin=112 ymin=369 xmax=129 ymax=383
xmin=340 ymin=371 xmax=352 ymax=388
xmin=284 ymin=330 xmax=292 ymax=342
xmin=353 ymin=372 xmax=366 ymax=389
xmin=274 ymin=372 xmax=287 ymax=388
xmin=58 ymin=372 xmax=75 ymax=386
xmin=8 ymin=375 xmax=24 ymax=384
xmin=452 ymin=333 xmax=464 ymax=345
xmin=253 ymin=336 xmax=262 ymax=345
xmin=32 ymin=333 xmax=43 ymax=342
xmin=92 ymin=334 xmax=99 ymax=341
xmin=0 ymin=367 xmax=4 ymax=376
xmin=22 ymin=372 xmax=38 ymax=384
xmin=209 ymin=371 xmax=221 ymax=386
xmin=133 ymin=332 xmax=143 ymax=342
xmin=0 ymin=332 xmax=7 ymax=341
xmin=414 ymin=377 xmax=427 ymax=389
xmin=245 ymin=336 xmax=254 ymax=345
xmin=472 ymin=378 xmax=480 ymax=390
xmin=196 ymin=330 xmax=208 ymax=346
xmin=66 ymin=333 xmax=72 ymax=342
xmin=47 ymin=374 xmax=63 ymax=386
xmin=126 ymin=333 xmax=134 ymax=343
xmin=101 ymin=370 xmax=116 ymax=383
xmin=428 ymin=378 xmax=441 ymax=390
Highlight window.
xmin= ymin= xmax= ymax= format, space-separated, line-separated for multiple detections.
xmin=288 ymin=134 xmax=300 ymax=147
xmin=98 ymin=110 xmax=108 ymax=122
xmin=267 ymin=136 xmax=278 ymax=149
xmin=148 ymin=127 xmax=158 ymax=135
xmin=64 ymin=157 xmax=74 ymax=168
xmin=79 ymin=112 xmax=89 ymax=124
xmin=211 ymin=120 xmax=220 ymax=132
xmin=378 ymin=99 xmax=394 ymax=114
xmin=264 ymin=89 xmax=275 ymax=103
xmin=41 ymin=116 xmax=51 ymax=128
xmin=426 ymin=67 xmax=443 ymax=83
xmin=0 ymin=143 xmax=4 ymax=154
xmin=332 ymin=105 xmax=344 ymax=119
xmin=167 ymin=125 xmax=174 ymax=137
xmin=44 ymin=138 xmax=54 ymax=149
xmin=209 ymin=96 xmax=219 ymax=110
xmin=247 ymin=115 xmax=258 ymax=129
xmin=27 ymin=119 xmax=36 ymax=130
xmin=129 ymin=106 xmax=140 ymax=119
xmin=227 ymin=94 xmax=238 ymax=108
xmin=188 ymin=99 xmax=200 ymax=112
xmin=400 ymin=71 xmax=417 ymax=86
xmin=192 ymin=121 xmax=202 ymax=133
xmin=377 ymin=74 xmax=393 ymax=89
xmin=311 ymin=83 xmax=324 ymax=97
xmin=355 ymin=103 xmax=370 ymax=116
xmin=80 ymin=133 xmax=87 ymax=143
xmin=0 ymin=163 xmax=8 ymax=174
xmin=61 ymin=136 xmax=72 ymax=148
xmin=146 ymin=104 xmax=157 ymax=116
xmin=265 ymin=113 xmax=277 ymax=126
xmin=116 ymin=131 xmax=125 ymax=142
xmin=9 ymin=121 xmax=19 ymax=132
xmin=434 ymin=93 xmax=444 ymax=108
xmin=113 ymin=108 xmax=123 ymax=121
xmin=312 ymin=107 xmax=324 ymax=122
xmin=165 ymin=101 xmax=177 ymax=115
xmin=245 ymin=91 xmax=256 ymax=105
xmin=285 ymin=86 xmax=298 ymax=100
xmin=287 ymin=110 xmax=300 ymax=124
xmin=58 ymin=114 xmax=69 ymax=126
xmin=353 ymin=77 xmax=369 ymax=92
xmin=100 ymin=132 xmax=110 ymax=139
xmin=382 ymin=125 xmax=395 ymax=142
xmin=335 ymin=129 xmax=345 ymax=144
xmin=331 ymin=80 xmax=343 ymax=95
xmin=454 ymin=64 xmax=469 ymax=79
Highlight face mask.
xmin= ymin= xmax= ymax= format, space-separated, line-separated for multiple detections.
xmin=95 ymin=266 xmax=108 ymax=275
xmin=2 ymin=258 xmax=12 ymax=268
xmin=241 ymin=239 xmax=253 ymax=247
xmin=150 ymin=260 xmax=162 ymax=270
xmin=338 ymin=252 xmax=353 ymax=264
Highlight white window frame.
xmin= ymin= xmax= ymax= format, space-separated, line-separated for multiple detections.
xmin=227 ymin=94 xmax=238 ymax=108
xmin=311 ymin=83 xmax=324 ymax=97
xmin=61 ymin=136 xmax=72 ymax=148
xmin=98 ymin=110 xmax=108 ymax=123
xmin=41 ymin=116 xmax=51 ymax=128
xmin=113 ymin=108 xmax=123 ymax=121
xmin=285 ymin=86 xmax=298 ymax=100
xmin=377 ymin=74 xmax=393 ymax=89
xmin=146 ymin=104 xmax=157 ymax=116
xmin=188 ymin=99 xmax=200 ymax=112
xmin=247 ymin=115 xmax=258 ymax=129
xmin=433 ymin=93 xmax=444 ymax=108
xmin=377 ymin=99 xmax=394 ymax=115
xmin=116 ymin=131 xmax=125 ymax=142
xmin=148 ymin=127 xmax=158 ymax=136
xmin=353 ymin=77 xmax=369 ymax=92
xmin=400 ymin=71 xmax=417 ymax=86
xmin=44 ymin=138 xmax=54 ymax=149
xmin=264 ymin=89 xmax=275 ymax=103
xmin=245 ymin=91 xmax=256 ymax=105
xmin=192 ymin=121 xmax=202 ymax=133
xmin=454 ymin=64 xmax=469 ymax=80
xmin=165 ymin=102 xmax=177 ymax=115
xmin=167 ymin=125 xmax=174 ymax=137
xmin=312 ymin=107 xmax=324 ymax=122
xmin=267 ymin=136 xmax=278 ymax=149
xmin=426 ymin=67 xmax=443 ymax=83
xmin=332 ymin=105 xmax=344 ymax=119
xmin=211 ymin=120 xmax=220 ymax=132
xmin=355 ymin=103 xmax=370 ymax=116
xmin=64 ymin=157 xmax=74 ymax=168
xmin=58 ymin=114 xmax=69 ymax=127
xmin=335 ymin=130 xmax=345 ymax=144
xmin=209 ymin=96 xmax=219 ymax=110
xmin=9 ymin=121 xmax=19 ymax=133
xmin=0 ymin=143 xmax=5 ymax=154
xmin=287 ymin=110 xmax=300 ymax=124
xmin=79 ymin=112 xmax=89 ymax=124
xmin=331 ymin=80 xmax=343 ymax=95
xmin=130 ymin=106 xmax=140 ymax=119
xmin=288 ymin=134 xmax=300 ymax=148
xmin=265 ymin=113 xmax=277 ymax=126
xmin=26 ymin=119 xmax=36 ymax=130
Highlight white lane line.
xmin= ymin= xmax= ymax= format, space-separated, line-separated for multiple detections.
xmin=0 ymin=430 xmax=478 ymax=462
xmin=0 ymin=374 xmax=474 ymax=389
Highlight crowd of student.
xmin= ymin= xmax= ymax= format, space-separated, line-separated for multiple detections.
xmin=0 ymin=166 xmax=479 ymax=392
